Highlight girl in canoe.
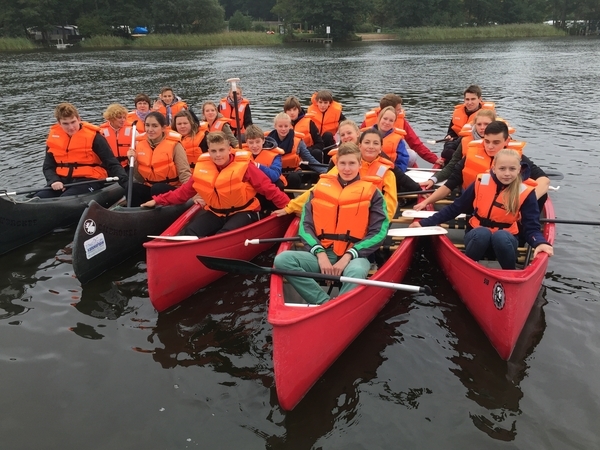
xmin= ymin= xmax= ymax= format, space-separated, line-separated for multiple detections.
xmin=410 ymin=148 xmax=553 ymax=269
xmin=171 ymin=110 xmax=209 ymax=168
xmin=127 ymin=93 xmax=152 ymax=134
xmin=141 ymin=131 xmax=290 ymax=237
xmin=273 ymin=143 xmax=390 ymax=305
xmin=153 ymin=87 xmax=188 ymax=124
xmin=201 ymin=101 xmax=238 ymax=148
xmin=371 ymin=106 xmax=410 ymax=172
xmin=100 ymin=103 xmax=134 ymax=169
xmin=127 ymin=111 xmax=191 ymax=207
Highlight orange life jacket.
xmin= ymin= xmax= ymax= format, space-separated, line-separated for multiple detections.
xmin=243 ymin=146 xmax=284 ymax=167
xmin=100 ymin=122 xmax=134 ymax=168
xmin=380 ymin=128 xmax=407 ymax=163
xmin=46 ymin=121 xmax=108 ymax=180
xmin=192 ymin=151 xmax=260 ymax=216
xmin=458 ymin=118 xmax=516 ymax=155
xmin=266 ymin=131 xmax=305 ymax=170
xmin=462 ymin=139 xmax=526 ymax=189
xmin=451 ymin=101 xmax=495 ymax=135
xmin=135 ymin=131 xmax=182 ymax=186
xmin=219 ymin=97 xmax=250 ymax=134
xmin=327 ymin=150 xmax=394 ymax=191
xmin=155 ymin=100 xmax=188 ymax=123
xmin=311 ymin=174 xmax=378 ymax=256
xmin=127 ymin=111 xmax=146 ymax=133
xmin=181 ymin=122 xmax=209 ymax=166
xmin=209 ymin=118 xmax=234 ymax=132
xmin=469 ymin=173 xmax=534 ymax=234
xmin=307 ymin=93 xmax=343 ymax=135
xmin=293 ymin=114 xmax=316 ymax=147
xmin=363 ymin=107 xmax=405 ymax=130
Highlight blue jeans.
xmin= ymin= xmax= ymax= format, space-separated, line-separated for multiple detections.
xmin=464 ymin=227 xmax=519 ymax=270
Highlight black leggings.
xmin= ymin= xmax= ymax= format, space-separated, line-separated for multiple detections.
xmin=181 ymin=209 xmax=260 ymax=237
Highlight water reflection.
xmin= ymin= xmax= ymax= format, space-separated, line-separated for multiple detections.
xmin=420 ymin=244 xmax=547 ymax=441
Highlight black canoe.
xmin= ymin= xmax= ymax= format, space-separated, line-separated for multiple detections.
xmin=72 ymin=199 xmax=193 ymax=284
xmin=0 ymin=183 xmax=125 ymax=256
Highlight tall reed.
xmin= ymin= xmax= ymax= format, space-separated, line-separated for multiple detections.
xmin=80 ymin=36 xmax=129 ymax=48
xmin=393 ymin=24 xmax=566 ymax=41
xmin=0 ymin=37 xmax=37 ymax=51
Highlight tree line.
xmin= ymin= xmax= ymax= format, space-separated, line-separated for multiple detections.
xmin=0 ymin=0 xmax=598 ymax=40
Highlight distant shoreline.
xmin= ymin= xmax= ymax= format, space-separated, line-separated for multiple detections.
xmin=0 ymin=25 xmax=569 ymax=52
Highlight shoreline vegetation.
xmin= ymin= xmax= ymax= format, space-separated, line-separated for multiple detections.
xmin=0 ymin=24 xmax=568 ymax=52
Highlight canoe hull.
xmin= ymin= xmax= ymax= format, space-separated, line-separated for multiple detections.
xmin=431 ymin=199 xmax=556 ymax=360
xmin=0 ymin=183 xmax=124 ymax=256
xmin=268 ymin=218 xmax=418 ymax=410
xmin=72 ymin=200 xmax=192 ymax=284
xmin=144 ymin=209 xmax=293 ymax=312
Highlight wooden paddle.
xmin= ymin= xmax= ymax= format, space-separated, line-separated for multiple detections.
xmin=126 ymin=120 xmax=137 ymax=207
xmin=226 ymin=77 xmax=243 ymax=149
xmin=242 ymin=226 xmax=448 ymax=246
xmin=0 ymin=177 xmax=120 ymax=197
xmin=196 ymin=255 xmax=432 ymax=294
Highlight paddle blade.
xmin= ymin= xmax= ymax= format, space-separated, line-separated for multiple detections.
xmin=197 ymin=255 xmax=272 ymax=276
xmin=387 ymin=226 xmax=448 ymax=237
xmin=402 ymin=210 xmax=466 ymax=220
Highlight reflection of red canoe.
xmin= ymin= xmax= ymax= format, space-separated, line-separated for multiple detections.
xmin=268 ymin=217 xmax=418 ymax=410
xmin=430 ymin=198 xmax=556 ymax=360
xmin=144 ymin=205 xmax=293 ymax=312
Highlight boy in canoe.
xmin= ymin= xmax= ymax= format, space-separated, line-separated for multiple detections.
xmin=283 ymin=96 xmax=324 ymax=162
xmin=37 ymin=102 xmax=127 ymax=198
xmin=273 ymin=143 xmax=389 ymax=305
xmin=442 ymin=85 xmax=495 ymax=163
xmin=141 ymin=131 xmax=289 ymax=237
xmin=100 ymin=103 xmax=134 ymax=169
xmin=307 ymin=90 xmax=347 ymax=153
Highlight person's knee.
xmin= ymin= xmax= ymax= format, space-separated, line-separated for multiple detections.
xmin=274 ymin=251 xmax=295 ymax=269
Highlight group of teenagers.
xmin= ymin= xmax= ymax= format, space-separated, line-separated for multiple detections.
xmin=37 ymin=83 xmax=552 ymax=305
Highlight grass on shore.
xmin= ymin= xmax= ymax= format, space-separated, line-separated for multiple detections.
xmin=0 ymin=37 xmax=37 ymax=51
xmin=392 ymin=23 xmax=566 ymax=40
xmin=130 ymin=32 xmax=282 ymax=48
xmin=79 ymin=35 xmax=129 ymax=48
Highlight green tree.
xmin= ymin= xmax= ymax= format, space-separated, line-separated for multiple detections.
xmin=229 ymin=10 xmax=253 ymax=30
xmin=272 ymin=0 xmax=368 ymax=38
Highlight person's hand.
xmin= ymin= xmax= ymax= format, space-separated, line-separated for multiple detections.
xmin=152 ymin=99 xmax=161 ymax=110
xmin=192 ymin=194 xmax=206 ymax=206
xmin=533 ymin=244 xmax=553 ymax=259
xmin=444 ymin=135 xmax=453 ymax=141
xmin=331 ymin=253 xmax=351 ymax=276
xmin=51 ymin=181 xmax=64 ymax=191
xmin=317 ymin=251 xmax=334 ymax=275
xmin=413 ymin=199 xmax=429 ymax=211
xmin=435 ymin=158 xmax=445 ymax=166
xmin=271 ymin=208 xmax=288 ymax=217
xmin=127 ymin=148 xmax=136 ymax=159
xmin=409 ymin=222 xmax=422 ymax=228
xmin=420 ymin=180 xmax=435 ymax=190
xmin=141 ymin=200 xmax=156 ymax=208
xmin=254 ymin=162 xmax=260 ymax=168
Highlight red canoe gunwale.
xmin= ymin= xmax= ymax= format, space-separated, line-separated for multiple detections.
xmin=144 ymin=205 xmax=293 ymax=312
xmin=429 ymin=198 xmax=556 ymax=360
xmin=268 ymin=217 xmax=419 ymax=410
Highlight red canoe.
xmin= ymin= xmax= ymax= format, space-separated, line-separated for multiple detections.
xmin=268 ymin=217 xmax=419 ymax=410
xmin=144 ymin=205 xmax=293 ymax=312
xmin=430 ymin=198 xmax=556 ymax=360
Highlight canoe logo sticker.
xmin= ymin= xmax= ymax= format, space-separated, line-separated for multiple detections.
xmin=493 ymin=282 xmax=505 ymax=310
xmin=83 ymin=219 xmax=97 ymax=235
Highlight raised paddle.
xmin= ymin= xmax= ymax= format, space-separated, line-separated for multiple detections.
xmin=226 ymin=77 xmax=243 ymax=149
xmin=126 ymin=120 xmax=137 ymax=207
xmin=196 ymin=255 xmax=432 ymax=295
xmin=0 ymin=177 xmax=120 ymax=197
xmin=243 ymin=226 xmax=448 ymax=246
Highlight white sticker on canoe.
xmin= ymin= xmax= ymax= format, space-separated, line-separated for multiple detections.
xmin=84 ymin=233 xmax=106 ymax=260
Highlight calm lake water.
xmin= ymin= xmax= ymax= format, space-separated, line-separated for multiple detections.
xmin=1 ymin=38 xmax=599 ymax=449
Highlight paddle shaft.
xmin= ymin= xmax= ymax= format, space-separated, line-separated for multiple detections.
xmin=227 ymin=78 xmax=243 ymax=149
xmin=540 ymin=218 xmax=600 ymax=226
xmin=426 ymin=138 xmax=450 ymax=144
xmin=196 ymin=255 xmax=431 ymax=294
xmin=127 ymin=120 xmax=137 ymax=207
xmin=1 ymin=177 xmax=120 ymax=197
